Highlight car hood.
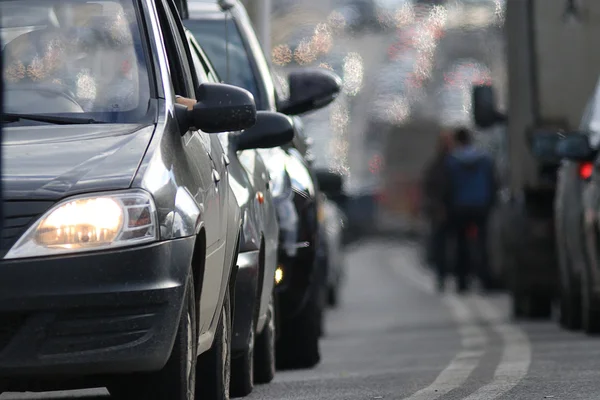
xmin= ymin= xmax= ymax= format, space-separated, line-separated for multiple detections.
xmin=3 ymin=123 xmax=155 ymax=200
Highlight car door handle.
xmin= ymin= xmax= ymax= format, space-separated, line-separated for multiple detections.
xmin=212 ymin=169 xmax=221 ymax=183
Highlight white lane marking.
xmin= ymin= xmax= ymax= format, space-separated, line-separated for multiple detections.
xmin=401 ymin=294 xmax=487 ymax=400
xmin=391 ymin=244 xmax=531 ymax=399
xmin=462 ymin=296 xmax=531 ymax=400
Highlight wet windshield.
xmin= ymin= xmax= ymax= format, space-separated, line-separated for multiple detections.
xmin=1 ymin=0 xmax=151 ymax=123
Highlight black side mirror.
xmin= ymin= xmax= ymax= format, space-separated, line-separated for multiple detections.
xmin=315 ymin=169 xmax=344 ymax=197
xmin=472 ymin=84 xmax=506 ymax=128
xmin=177 ymin=83 xmax=257 ymax=134
xmin=556 ymin=132 xmax=596 ymax=161
xmin=529 ymin=130 xmax=563 ymax=163
xmin=233 ymin=111 xmax=294 ymax=151
xmin=278 ymin=68 xmax=342 ymax=116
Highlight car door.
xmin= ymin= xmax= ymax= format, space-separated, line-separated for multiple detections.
xmin=156 ymin=0 xmax=225 ymax=334
xmin=187 ymin=32 xmax=229 ymax=247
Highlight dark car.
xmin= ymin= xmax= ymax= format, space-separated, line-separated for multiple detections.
xmin=0 ymin=0 xmax=286 ymax=398
xmin=555 ymin=78 xmax=600 ymax=334
xmin=184 ymin=29 xmax=293 ymax=396
xmin=285 ymin=115 xmax=347 ymax=309
xmin=185 ymin=0 xmax=341 ymax=369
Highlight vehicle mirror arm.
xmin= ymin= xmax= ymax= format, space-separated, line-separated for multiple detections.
xmin=175 ymin=103 xmax=192 ymax=135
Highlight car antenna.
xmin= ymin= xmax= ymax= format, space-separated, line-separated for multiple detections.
xmin=218 ymin=0 xmax=232 ymax=83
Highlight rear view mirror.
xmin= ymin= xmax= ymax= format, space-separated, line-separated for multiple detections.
xmin=315 ymin=169 xmax=344 ymax=197
xmin=556 ymin=132 xmax=596 ymax=162
xmin=180 ymin=83 xmax=257 ymax=134
xmin=472 ymin=85 xmax=505 ymax=128
xmin=234 ymin=111 xmax=294 ymax=150
xmin=278 ymin=68 xmax=342 ymax=116
xmin=529 ymin=130 xmax=562 ymax=163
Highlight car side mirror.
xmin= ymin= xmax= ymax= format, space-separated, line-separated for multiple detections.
xmin=529 ymin=130 xmax=563 ymax=163
xmin=556 ymin=132 xmax=596 ymax=161
xmin=315 ymin=169 xmax=344 ymax=197
xmin=472 ymin=84 xmax=506 ymax=128
xmin=176 ymin=83 xmax=257 ymax=134
xmin=233 ymin=111 xmax=295 ymax=151
xmin=278 ymin=68 xmax=342 ymax=116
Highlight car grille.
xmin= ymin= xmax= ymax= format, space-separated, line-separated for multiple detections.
xmin=1 ymin=201 xmax=55 ymax=256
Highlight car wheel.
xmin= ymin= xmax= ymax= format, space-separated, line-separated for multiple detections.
xmin=254 ymin=293 xmax=276 ymax=384
xmin=581 ymin=265 xmax=600 ymax=334
xmin=327 ymin=284 xmax=339 ymax=307
xmin=109 ymin=274 xmax=197 ymax=400
xmin=559 ymin=278 xmax=582 ymax=330
xmin=230 ymin=320 xmax=254 ymax=397
xmin=512 ymin=291 xmax=552 ymax=320
xmin=512 ymin=292 xmax=526 ymax=319
xmin=197 ymin=289 xmax=231 ymax=400
xmin=276 ymin=291 xmax=321 ymax=370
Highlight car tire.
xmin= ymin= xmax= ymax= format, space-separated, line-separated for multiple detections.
xmin=276 ymin=291 xmax=321 ymax=370
xmin=559 ymin=280 xmax=582 ymax=330
xmin=197 ymin=289 xmax=232 ymax=400
xmin=230 ymin=322 xmax=254 ymax=397
xmin=327 ymin=284 xmax=339 ymax=307
xmin=581 ymin=265 xmax=600 ymax=334
xmin=109 ymin=274 xmax=197 ymax=400
xmin=254 ymin=293 xmax=276 ymax=384
xmin=512 ymin=291 xmax=552 ymax=320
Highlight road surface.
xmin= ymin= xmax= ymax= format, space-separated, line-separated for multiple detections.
xmin=4 ymin=241 xmax=600 ymax=399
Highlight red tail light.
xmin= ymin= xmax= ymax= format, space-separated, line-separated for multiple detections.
xmin=579 ymin=162 xmax=593 ymax=180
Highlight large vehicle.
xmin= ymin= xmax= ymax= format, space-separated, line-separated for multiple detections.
xmin=472 ymin=0 xmax=600 ymax=318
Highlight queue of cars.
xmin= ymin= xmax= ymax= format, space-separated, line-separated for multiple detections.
xmin=479 ymin=74 xmax=600 ymax=335
xmin=0 ymin=0 xmax=347 ymax=398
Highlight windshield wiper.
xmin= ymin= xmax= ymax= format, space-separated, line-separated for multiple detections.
xmin=2 ymin=113 xmax=104 ymax=125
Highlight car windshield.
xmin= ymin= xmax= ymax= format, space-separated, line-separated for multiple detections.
xmin=1 ymin=0 xmax=151 ymax=123
xmin=185 ymin=18 xmax=261 ymax=106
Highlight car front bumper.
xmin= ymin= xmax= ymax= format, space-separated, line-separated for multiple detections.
xmin=0 ymin=236 xmax=195 ymax=378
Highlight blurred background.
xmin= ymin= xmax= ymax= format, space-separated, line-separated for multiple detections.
xmin=250 ymin=0 xmax=506 ymax=240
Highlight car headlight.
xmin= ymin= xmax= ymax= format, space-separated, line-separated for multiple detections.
xmin=5 ymin=190 xmax=158 ymax=259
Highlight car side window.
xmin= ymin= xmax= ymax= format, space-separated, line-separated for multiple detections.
xmin=155 ymin=0 xmax=195 ymax=97
xmin=188 ymin=39 xmax=210 ymax=84
xmin=196 ymin=44 xmax=221 ymax=84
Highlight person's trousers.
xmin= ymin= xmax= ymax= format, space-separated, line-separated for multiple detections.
xmin=432 ymin=220 xmax=448 ymax=284
xmin=450 ymin=208 xmax=490 ymax=291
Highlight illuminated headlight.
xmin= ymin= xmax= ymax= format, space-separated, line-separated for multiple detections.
xmin=5 ymin=190 xmax=158 ymax=259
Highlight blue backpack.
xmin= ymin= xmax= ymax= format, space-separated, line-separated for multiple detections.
xmin=446 ymin=153 xmax=494 ymax=209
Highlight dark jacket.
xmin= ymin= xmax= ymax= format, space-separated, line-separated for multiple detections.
xmin=443 ymin=145 xmax=498 ymax=212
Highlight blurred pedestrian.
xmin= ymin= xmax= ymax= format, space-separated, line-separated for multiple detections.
xmin=422 ymin=129 xmax=454 ymax=291
xmin=443 ymin=128 xmax=498 ymax=293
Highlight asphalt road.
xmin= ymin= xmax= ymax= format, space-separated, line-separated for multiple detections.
xmin=4 ymin=240 xmax=600 ymax=399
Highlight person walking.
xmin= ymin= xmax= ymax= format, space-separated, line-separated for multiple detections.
xmin=422 ymin=130 xmax=454 ymax=291
xmin=443 ymin=128 xmax=498 ymax=293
